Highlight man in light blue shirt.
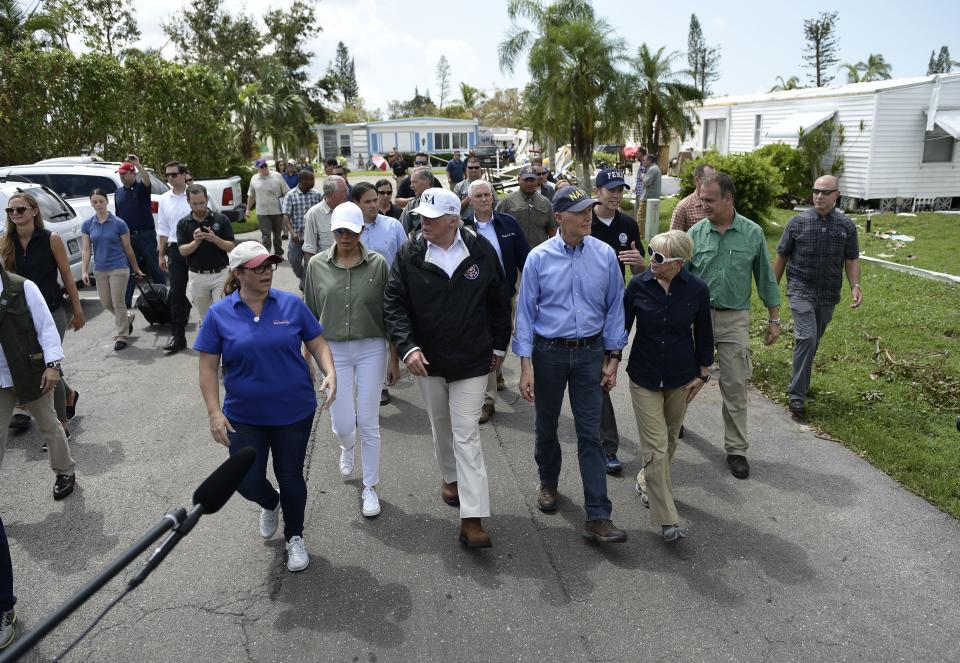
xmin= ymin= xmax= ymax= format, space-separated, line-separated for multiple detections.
xmin=513 ymin=186 xmax=628 ymax=544
xmin=352 ymin=182 xmax=407 ymax=269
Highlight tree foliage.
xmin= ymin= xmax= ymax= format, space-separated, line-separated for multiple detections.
xmin=476 ymin=87 xmax=524 ymax=127
xmin=436 ymin=55 xmax=451 ymax=109
xmin=69 ymin=0 xmax=140 ymax=57
xmin=263 ymin=0 xmax=319 ymax=84
xmin=162 ymin=0 xmax=262 ymax=83
xmin=497 ymin=0 xmax=594 ymax=74
xmin=630 ymin=44 xmax=702 ymax=152
xmin=679 ymin=151 xmax=783 ymax=229
xmin=769 ymin=75 xmax=802 ymax=92
xmin=0 ymin=0 xmax=69 ymax=48
xmin=0 ymin=47 xmax=236 ymax=176
xmin=803 ymin=11 xmax=840 ymax=87
xmin=329 ymin=41 xmax=359 ymax=105
xmin=387 ymin=87 xmax=437 ymax=119
xmin=686 ymin=13 xmax=720 ymax=97
xmin=928 ymin=46 xmax=953 ymax=74
xmin=841 ymin=53 xmax=892 ymax=83
xmin=458 ymin=82 xmax=485 ymax=112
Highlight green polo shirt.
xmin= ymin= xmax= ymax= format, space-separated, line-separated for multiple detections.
xmin=303 ymin=243 xmax=389 ymax=342
xmin=687 ymin=212 xmax=780 ymax=311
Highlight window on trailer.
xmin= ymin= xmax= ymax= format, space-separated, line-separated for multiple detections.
xmin=922 ymin=125 xmax=955 ymax=163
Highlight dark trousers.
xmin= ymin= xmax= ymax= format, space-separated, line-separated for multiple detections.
xmin=227 ymin=414 xmax=314 ymax=541
xmin=0 ymin=516 xmax=15 ymax=612
xmin=600 ymin=390 xmax=620 ymax=456
xmin=532 ymin=337 xmax=612 ymax=521
xmin=166 ymin=245 xmax=191 ymax=338
xmin=125 ymin=229 xmax=166 ymax=307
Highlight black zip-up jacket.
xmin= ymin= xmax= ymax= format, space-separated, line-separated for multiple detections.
xmin=384 ymin=228 xmax=511 ymax=382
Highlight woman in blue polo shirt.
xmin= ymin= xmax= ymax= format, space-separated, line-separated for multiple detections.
xmin=195 ymin=241 xmax=336 ymax=573
xmin=81 ymin=189 xmax=143 ymax=351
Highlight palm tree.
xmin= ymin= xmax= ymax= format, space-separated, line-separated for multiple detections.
xmin=524 ymin=15 xmax=629 ymax=184
xmin=458 ymin=82 xmax=486 ymax=113
xmin=861 ymin=53 xmax=892 ymax=81
xmin=497 ymin=0 xmax=594 ymax=74
xmin=769 ymin=75 xmax=802 ymax=92
xmin=840 ymin=62 xmax=864 ymax=83
xmin=0 ymin=0 xmax=67 ymax=47
xmin=629 ymin=44 xmax=703 ymax=155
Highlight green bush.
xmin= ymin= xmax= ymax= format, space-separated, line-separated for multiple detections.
xmin=593 ymin=151 xmax=618 ymax=167
xmin=755 ymin=143 xmax=808 ymax=206
xmin=679 ymin=151 xmax=783 ymax=230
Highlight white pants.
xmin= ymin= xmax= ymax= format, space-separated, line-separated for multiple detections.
xmin=189 ymin=269 xmax=226 ymax=322
xmin=328 ymin=338 xmax=388 ymax=488
xmin=417 ymin=373 xmax=490 ymax=518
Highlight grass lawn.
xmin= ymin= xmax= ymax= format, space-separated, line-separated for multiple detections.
xmin=646 ymin=200 xmax=960 ymax=519
xmin=231 ymin=213 xmax=259 ymax=235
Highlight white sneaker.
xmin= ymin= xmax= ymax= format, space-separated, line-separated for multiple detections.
xmin=361 ymin=486 xmax=381 ymax=517
xmin=285 ymin=536 xmax=309 ymax=572
xmin=339 ymin=446 xmax=355 ymax=477
xmin=259 ymin=492 xmax=281 ymax=539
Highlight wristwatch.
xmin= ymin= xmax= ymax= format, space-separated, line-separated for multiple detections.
xmin=698 ymin=373 xmax=711 ymax=383
xmin=606 ymin=351 xmax=622 ymax=361
xmin=45 ymin=361 xmax=61 ymax=370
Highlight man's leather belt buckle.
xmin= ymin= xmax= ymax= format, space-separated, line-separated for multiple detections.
xmin=190 ymin=268 xmax=223 ymax=274
xmin=544 ymin=333 xmax=601 ymax=348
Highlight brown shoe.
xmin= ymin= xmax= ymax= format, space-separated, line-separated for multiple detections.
xmin=536 ymin=484 xmax=559 ymax=512
xmin=441 ymin=481 xmax=459 ymax=507
xmin=458 ymin=518 xmax=492 ymax=548
xmin=479 ymin=403 xmax=495 ymax=424
xmin=582 ymin=519 xmax=627 ymax=543
xmin=496 ymin=374 xmax=506 ymax=391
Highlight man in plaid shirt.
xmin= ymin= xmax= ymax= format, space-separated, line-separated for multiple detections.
xmin=281 ymin=169 xmax=323 ymax=284
xmin=773 ymin=175 xmax=863 ymax=419
xmin=670 ymin=163 xmax=715 ymax=231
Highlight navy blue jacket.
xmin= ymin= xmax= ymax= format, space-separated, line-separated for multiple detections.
xmin=464 ymin=211 xmax=531 ymax=297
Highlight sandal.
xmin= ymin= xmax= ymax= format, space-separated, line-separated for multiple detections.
xmin=65 ymin=390 xmax=80 ymax=422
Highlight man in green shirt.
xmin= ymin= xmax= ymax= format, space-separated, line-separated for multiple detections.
xmin=687 ymin=172 xmax=781 ymax=480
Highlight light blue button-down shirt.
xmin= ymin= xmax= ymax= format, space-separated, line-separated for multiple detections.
xmin=360 ymin=214 xmax=408 ymax=268
xmin=512 ymin=234 xmax=627 ymax=357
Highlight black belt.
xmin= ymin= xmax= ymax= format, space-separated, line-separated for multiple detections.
xmin=189 ymin=267 xmax=225 ymax=274
xmin=711 ymin=306 xmax=735 ymax=311
xmin=535 ymin=333 xmax=601 ymax=348
xmin=129 ymin=229 xmax=154 ymax=234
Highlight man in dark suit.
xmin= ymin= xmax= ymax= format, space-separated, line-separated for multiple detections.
xmin=463 ymin=179 xmax=531 ymax=423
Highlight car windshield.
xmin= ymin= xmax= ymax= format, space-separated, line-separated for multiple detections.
xmin=2 ymin=186 xmax=75 ymax=222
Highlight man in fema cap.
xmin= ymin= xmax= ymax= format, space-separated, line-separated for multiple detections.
xmin=384 ymin=188 xmax=511 ymax=548
xmin=513 ymin=186 xmax=629 ymax=543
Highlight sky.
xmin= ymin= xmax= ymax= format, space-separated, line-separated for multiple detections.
xmin=125 ymin=0 xmax=960 ymax=113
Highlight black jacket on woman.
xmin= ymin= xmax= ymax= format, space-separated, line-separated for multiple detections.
xmin=384 ymin=227 xmax=511 ymax=383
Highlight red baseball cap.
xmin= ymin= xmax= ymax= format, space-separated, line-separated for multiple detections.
xmin=117 ymin=161 xmax=135 ymax=174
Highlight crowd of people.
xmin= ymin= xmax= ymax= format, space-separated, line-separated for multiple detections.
xmin=0 ymin=148 xmax=863 ymax=650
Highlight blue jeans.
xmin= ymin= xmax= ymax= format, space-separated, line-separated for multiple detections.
xmin=125 ymin=229 xmax=166 ymax=307
xmin=532 ymin=336 xmax=612 ymax=521
xmin=227 ymin=414 xmax=314 ymax=541
xmin=0 ymin=516 xmax=14 ymax=612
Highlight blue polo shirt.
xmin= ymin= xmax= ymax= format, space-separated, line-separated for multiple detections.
xmin=194 ymin=288 xmax=324 ymax=426
xmin=446 ymin=158 xmax=467 ymax=184
xmin=114 ymin=180 xmax=154 ymax=231
xmin=81 ymin=213 xmax=131 ymax=271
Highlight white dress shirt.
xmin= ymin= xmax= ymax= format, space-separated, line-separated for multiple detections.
xmin=424 ymin=234 xmax=469 ymax=278
xmin=473 ymin=217 xmax=504 ymax=270
xmin=157 ymin=189 xmax=191 ymax=241
xmin=0 ymin=277 xmax=64 ymax=388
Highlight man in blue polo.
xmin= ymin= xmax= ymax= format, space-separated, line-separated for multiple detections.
xmin=445 ymin=151 xmax=467 ymax=189
xmin=464 ymin=179 xmax=530 ymax=424
xmin=514 ymin=186 xmax=628 ymax=544
xmin=115 ymin=155 xmax=164 ymax=308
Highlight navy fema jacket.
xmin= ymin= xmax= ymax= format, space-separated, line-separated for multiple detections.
xmin=463 ymin=210 xmax=531 ymax=297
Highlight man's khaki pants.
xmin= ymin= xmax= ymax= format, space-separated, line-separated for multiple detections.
xmin=189 ymin=269 xmax=226 ymax=322
xmin=0 ymin=389 xmax=74 ymax=475
xmin=711 ymin=309 xmax=751 ymax=455
xmin=631 ymin=382 xmax=687 ymax=526
xmin=418 ymin=374 xmax=490 ymax=518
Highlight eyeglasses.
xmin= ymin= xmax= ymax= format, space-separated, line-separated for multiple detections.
xmin=648 ymin=245 xmax=684 ymax=264
xmin=467 ymin=165 xmax=481 ymax=170
xmin=812 ymin=188 xmax=838 ymax=196
xmin=414 ymin=161 xmax=428 ymax=165
xmin=185 ymin=179 xmax=194 ymax=185
xmin=377 ymin=189 xmax=393 ymax=195
xmin=239 ymin=262 xmax=278 ymax=274
xmin=165 ymin=172 xmax=181 ymax=178
xmin=333 ymin=228 xmax=359 ymax=237
xmin=5 ymin=206 xmax=30 ymax=215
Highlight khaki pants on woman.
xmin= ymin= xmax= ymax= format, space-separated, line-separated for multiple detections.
xmin=94 ymin=268 xmax=133 ymax=338
xmin=630 ymin=382 xmax=688 ymax=527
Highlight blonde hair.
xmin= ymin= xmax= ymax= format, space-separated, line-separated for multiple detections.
xmin=2 ymin=192 xmax=45 ymax=271
xmin=649 ymin=230 xmax=693 ymax=262
xmin=223 ymin=270 xmax=240 ymax=295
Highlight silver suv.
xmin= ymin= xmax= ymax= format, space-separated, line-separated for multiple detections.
xmin=0 ymin=181 xmax=85 ymax=284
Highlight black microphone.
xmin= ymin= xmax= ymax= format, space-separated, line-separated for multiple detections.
xmin=129 ymin=448 xmax=257 ymax=588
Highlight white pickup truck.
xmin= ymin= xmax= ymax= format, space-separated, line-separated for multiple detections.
xmin=197 ymin=176 xmax=245 ymax=221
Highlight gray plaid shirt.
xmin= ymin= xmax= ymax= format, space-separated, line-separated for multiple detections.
xmin=282 ymin=187 xmax=324 ymax=234
xmin=776 ymin=207 xmax=859 ymax=305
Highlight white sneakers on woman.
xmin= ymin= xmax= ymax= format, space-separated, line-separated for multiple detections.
xmin=361 ymin=487 xmax=381 ymax=517
xmin=286 ymin=536 xmax=309 ymax=572
xmin=339 ymin=446 xmax=354 ymax=477
xmin=260 ymin=491 xmax=281 ymax=539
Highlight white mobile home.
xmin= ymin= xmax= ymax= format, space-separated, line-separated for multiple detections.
xmin=690 ymin=73 xmax=960 ymax=210
xmin=313 ymin=117 xmax=480 ymax=161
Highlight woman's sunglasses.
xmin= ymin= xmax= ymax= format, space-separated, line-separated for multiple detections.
xmin=5 ymin=206 xmax=31 ymax=215
xmin=648 ymin=245 xmax=684 ymax=264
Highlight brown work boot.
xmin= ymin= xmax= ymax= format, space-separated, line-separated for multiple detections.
xmin=458 ymin=518 xmax=492 ymax=548
xmin=441 ymin=481 xmax=459 ymax=507
xmin=496 ymin=373 xmax=506 ymax=391
xmin=582 ymin=519 xmax=628 ymax=543
xmin=536 ymin=484 xmax=559 ymax=512
xmin=479 ymin=403 xmax=495 ymax=424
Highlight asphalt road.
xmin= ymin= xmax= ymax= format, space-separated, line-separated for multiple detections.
xmin=1 ymin=232 xmax=959 ymax=662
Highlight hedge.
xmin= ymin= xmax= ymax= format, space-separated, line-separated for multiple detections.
xmin=678 ymin=151 xmax=783 ymax=230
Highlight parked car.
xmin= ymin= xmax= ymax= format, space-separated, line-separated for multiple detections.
xmin=0 ymin=180 xmax=85 ymax=284
xmin=473 ymin=145 xmax=500 ymax=169
xmin=194 ymin=176 xmax=245 ymax=221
